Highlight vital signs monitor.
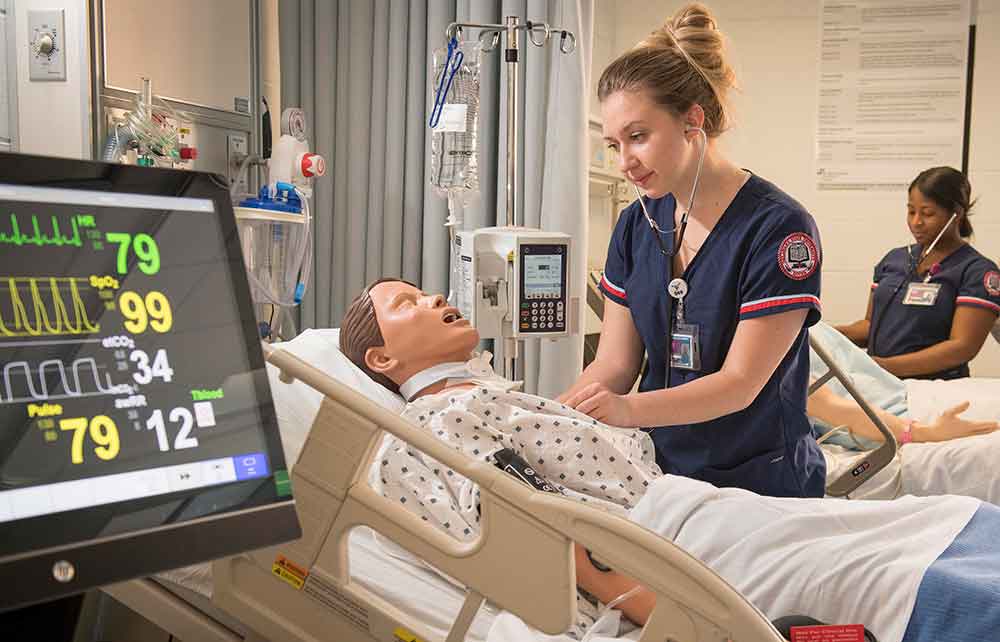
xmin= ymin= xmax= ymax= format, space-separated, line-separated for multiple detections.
xmin=0 ymin=152 xmax=300 ymax=610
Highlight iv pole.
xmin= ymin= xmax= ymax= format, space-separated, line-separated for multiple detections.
xmin=443 ymin=17 xmax=576 ymax=380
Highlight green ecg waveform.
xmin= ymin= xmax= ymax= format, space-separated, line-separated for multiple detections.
xmin=0 ymin=214 xmax=82 ymax=247
xmin=0 ymin=277 xmax=100 ymax=337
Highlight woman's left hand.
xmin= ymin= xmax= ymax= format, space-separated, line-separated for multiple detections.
xmin=563 ymin=382 xmax=635 ymax=427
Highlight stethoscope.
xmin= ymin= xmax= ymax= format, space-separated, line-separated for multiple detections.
xmin=632 ymin=126 xmax=708 ymax=384
xmin=869 ymin=212 xmax=957 ymax=355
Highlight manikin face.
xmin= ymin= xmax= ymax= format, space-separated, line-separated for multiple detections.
xmin=601 ymin=90 xmax=700 ymax=200
xmin=907 ymin=187 xmax=959 ymax=249
xmin=364 ymin=281 xmax=479 ymax=384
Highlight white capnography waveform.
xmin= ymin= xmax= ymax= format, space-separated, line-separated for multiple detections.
xmin=2 ymin=357 xmax=131 ymax=404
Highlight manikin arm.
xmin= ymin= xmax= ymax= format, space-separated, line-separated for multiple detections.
xmin=574 ymin=544 xmax=653 ymax=626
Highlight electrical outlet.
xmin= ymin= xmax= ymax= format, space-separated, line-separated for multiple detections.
xmin=227 ymin=133 xmax=249 ymax=197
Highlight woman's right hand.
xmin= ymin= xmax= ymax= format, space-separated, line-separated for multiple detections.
xmin=918 ymin=401 xmax=1000 ymax=442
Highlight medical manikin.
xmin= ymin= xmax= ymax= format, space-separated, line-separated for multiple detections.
xmin=340 ymin=278 xmax=1000 ymax=642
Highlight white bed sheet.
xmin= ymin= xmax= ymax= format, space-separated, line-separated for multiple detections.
xmin=632 ymin=475 xmax=979 ymax=642
xmin=904 ymin=377 xmax=1000 ymax=424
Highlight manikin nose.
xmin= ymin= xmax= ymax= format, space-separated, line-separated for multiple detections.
xmin=424 ymin=294 xmax=446 ymax=308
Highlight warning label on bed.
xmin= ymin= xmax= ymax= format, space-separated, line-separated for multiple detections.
xmin=790 ymin=624 xmax=865 ymax=642
xmin=303 ymin=572 xmax=370 ymax=633
xmin=271 ymin=555 xmax=308 ymax=590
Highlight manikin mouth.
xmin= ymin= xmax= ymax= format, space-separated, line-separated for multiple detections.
xmin=441 ymin=308 xmax=463 ymax=324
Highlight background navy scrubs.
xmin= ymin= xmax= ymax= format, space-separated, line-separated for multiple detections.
xmin=599 ymin=174 xmax=826 ymax=498
xmin=868 ymin=244 xmax=1000 ymax=380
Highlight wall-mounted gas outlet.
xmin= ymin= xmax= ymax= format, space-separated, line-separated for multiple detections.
xmin=227 ymin=133 xmax=249 ymax=197
xmin=28 ymin=9 xmax=66 ymax=81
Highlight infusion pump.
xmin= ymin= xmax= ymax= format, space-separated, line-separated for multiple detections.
xmin=456 ymin=227 xmax=576 ymax=340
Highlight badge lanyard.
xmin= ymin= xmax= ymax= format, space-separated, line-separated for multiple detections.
xmin=871 ymin=213 xmax=956 ymax=353
xmin=633 ymin=128 xmax=707 ymax=384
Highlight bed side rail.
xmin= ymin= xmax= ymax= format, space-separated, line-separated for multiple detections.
xmin=213 ymin=345 xmax=786 ymax=642
xmin=808 ymin=335 xmax=898 ymax=496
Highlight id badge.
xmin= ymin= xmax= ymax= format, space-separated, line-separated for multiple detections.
xmin=903 ymin=282 xmax=941 ymax=306
xmin=669 ymin=322 xmax=701 ymax=371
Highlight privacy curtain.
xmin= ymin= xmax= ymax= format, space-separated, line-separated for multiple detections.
xmin=280 ymin=0 xmax=592 ymax=397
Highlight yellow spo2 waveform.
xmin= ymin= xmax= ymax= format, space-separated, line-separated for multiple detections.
xmin=0 ymin=277 xmax=100 ymax=337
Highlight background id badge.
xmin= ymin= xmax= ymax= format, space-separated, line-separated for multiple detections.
xmin=670 ymin=323 xmax=701 ymax=371
xmin=903 ymin=282 xmax=941 ymax=306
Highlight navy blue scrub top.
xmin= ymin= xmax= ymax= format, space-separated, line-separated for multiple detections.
xmin=868 ymin=243 xmax=1000 ymax=380
xmin=599 ymin=173 xmax=826 ymax=498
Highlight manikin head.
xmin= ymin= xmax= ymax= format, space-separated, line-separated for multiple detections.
xmin=340 ymin=279 xmax=479 ymax=393
xmin=598 ymin=2 xmax=735 ymax=200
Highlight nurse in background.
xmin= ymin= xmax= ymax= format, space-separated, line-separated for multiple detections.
xmin=837 ymin=167 xmax=1000 ymax=380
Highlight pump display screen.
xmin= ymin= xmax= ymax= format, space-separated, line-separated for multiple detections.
xmin=523 ymin=254 xmax=563 ymax=299
xmin=0 ymin=164 xmax=293 ymax=579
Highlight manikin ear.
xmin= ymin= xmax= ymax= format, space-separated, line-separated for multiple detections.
xmin=364 ymin=345 xmax=399 ymax=377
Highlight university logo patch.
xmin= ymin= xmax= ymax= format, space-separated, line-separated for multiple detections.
xmin=777 ymin=233 xmax=819 ymax=280
xmin=985 ymin=271 xmax=1000 ymax=297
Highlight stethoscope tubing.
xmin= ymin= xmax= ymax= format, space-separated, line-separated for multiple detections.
xmin=631 ymin=127 xmax=708 ymax=385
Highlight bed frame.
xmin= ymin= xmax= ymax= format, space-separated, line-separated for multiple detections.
xmin=104 ymin=343 xmax=788 ymax=642
xmin=102 ymin=319 xmax=897 ymax=641
xmin=808 ymin=338 xmax=897 ymax=496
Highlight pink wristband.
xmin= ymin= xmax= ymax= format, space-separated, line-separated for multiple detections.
xmin=900 ymin=420 xmax=915 ymax=445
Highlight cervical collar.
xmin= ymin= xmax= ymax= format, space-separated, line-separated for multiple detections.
xmin=398 ymin=351 xmax=520 ymax=401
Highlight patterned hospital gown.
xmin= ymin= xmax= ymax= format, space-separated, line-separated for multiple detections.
xmin=370 ymin=382 xmax=662 ymax=638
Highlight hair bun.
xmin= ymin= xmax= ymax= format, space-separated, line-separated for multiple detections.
xmin=598 ymin=2 xmax=735 ymax=137
xmin=670 ymin=2 xmax=719 ymax=33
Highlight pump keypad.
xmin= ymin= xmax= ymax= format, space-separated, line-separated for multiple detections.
xmin=520 ymin=294 xmax=565 ymax=332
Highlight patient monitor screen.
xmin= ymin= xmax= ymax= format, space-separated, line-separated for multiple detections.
xmin=0 ymin=160 xmax=296 ymax=607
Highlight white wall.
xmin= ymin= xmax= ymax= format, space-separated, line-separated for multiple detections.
xmin=15 ymin=0 xmax=89 ymax=158
xmin=594 ymin=1 xmax=1000 ymax=376
xmin=262 ymin=0 xmax=280 ymax=142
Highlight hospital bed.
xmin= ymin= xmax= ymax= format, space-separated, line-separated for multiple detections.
xmin=807 ymin=319 xmax=1000 ymax=502
xmin=101 ymin=333 xmax=790 ymax=642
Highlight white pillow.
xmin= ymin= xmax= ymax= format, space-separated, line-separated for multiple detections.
xmin=266 ymin=328 xmax=405 ymax=469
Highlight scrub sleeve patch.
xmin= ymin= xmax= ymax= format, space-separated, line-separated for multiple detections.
xmin=982 ymin=271 xmax=1000 ymax=298
xmin=776 ymin=232 xmax=819 ymax=281
xmin=738 ymin=210 xmax=823 ymax=326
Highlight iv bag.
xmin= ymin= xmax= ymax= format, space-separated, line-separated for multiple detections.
xmin=429 ymin=39 xmax=481 ymax=197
